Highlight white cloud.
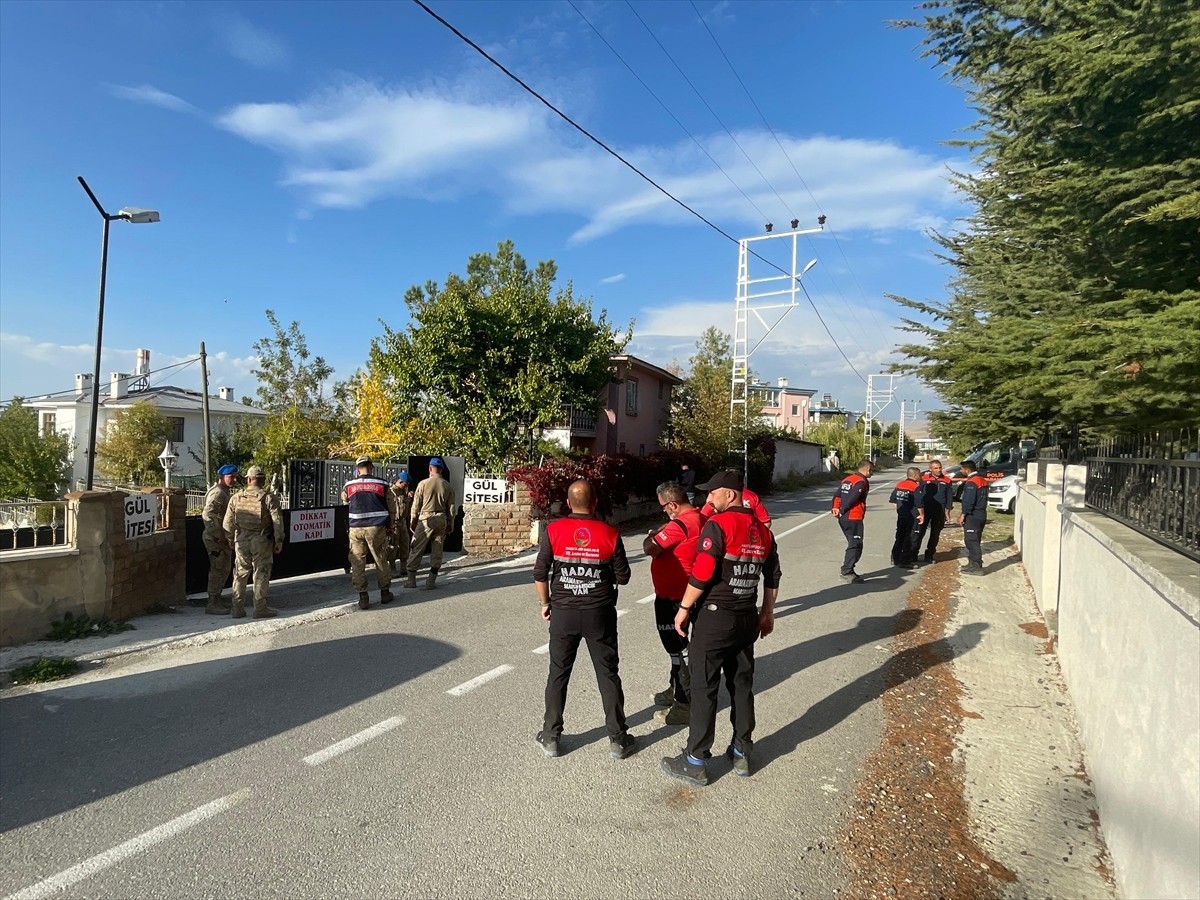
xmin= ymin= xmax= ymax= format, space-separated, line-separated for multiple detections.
xmin=106 ymin=84 xmax=198 ymax=115
xmin=220 ymin=16 xmax=289 ymax=69
xmin=600 ymin=273 xmax=626 ymax=284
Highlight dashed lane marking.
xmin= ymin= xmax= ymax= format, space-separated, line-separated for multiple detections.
xmin=447 ymin=664 xmax=515 ymax=697
xmin=4 ymin=789 xmax=252 ymax=900
xmin=774 ymin=515 xmax=826 ymax=540
xmin=532 ymin=643 xmax=550 ymax=655
xmin=636 ymin=593 xmax=655 ymax=604
xmin=302 ymin=716 xmax=405 ymax=766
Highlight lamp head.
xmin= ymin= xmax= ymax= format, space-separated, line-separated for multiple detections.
xmin=119 ymin=207 xmax=161 ymax=224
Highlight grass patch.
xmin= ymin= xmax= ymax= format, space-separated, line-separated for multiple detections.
xmin=47 ymin=612 xmax=134 ymax=642
xmin=775 ymin=470 xmax=843 ymax=491
xmin=984 ymin=511 xmax=1015 ymax=544
xmin=11 ymin=656 xmax=80 ymax=684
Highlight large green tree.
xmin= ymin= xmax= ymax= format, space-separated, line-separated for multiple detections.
xmin=893 ymin=0 xmax=1200 ymax=447
xmin=95 ymin=400 xmax=173 ymax=486
xmin=187 ymin=419 xmax=264 ymax=475
xmin=370 ymin=241 xmax=631 ymax=469
xmin=0 ymin=399 xmax=73 ymax=500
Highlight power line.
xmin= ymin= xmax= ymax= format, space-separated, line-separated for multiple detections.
xmin=1 ymin=355 xmax=204 ymax=408
xmin=409 ymin=0 xmax=865 ymax=382
xmin=567 ymin=0 xmax=770 ymax=223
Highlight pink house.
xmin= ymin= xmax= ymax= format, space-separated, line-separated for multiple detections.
xmin=750 ymin=378 xmax=816 ymax=438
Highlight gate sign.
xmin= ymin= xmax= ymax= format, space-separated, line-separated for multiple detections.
xmin=290 ymin=508 xmax=335 ymax=543
xmin=464 ymin=477 xmax=513 ymax=505
xmin=125 ymin=495 xmax=157 ymax=540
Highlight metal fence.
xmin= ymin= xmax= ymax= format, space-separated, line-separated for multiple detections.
xmin=0 ymin=500 xmax=74 ymax=552
xmin=1084 ymin=428 xmax=1199 ymax=563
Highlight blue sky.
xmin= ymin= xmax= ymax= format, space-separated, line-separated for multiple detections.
xmin=0 ymin=0 xmax=971 ymax=424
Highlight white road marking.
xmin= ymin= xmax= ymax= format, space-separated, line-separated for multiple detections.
xmin=532 ymin=643 xmax=550 ymax=654
xmin=775 ymin=515 xmax=827 ymax=540
xmin=302 ymin=716 xmax=405 ymax=767
xmin=636 ymin=592 xmax=655 ymax=604
xmin=447 ymin=664 xmax=515 ymax=696
xmin=4 ymin=789 xmax=252 ymax=900
xmin=616 ymin=608 xmax=628 ymax=618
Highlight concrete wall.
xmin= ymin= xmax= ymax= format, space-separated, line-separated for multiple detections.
xmin=773 ymin=438 xmax=823 ymax=483
xmin=0 ymin=490 xmax=187 ymax=647
xmin=1015 ymin=466 xmax=1200 ymax=899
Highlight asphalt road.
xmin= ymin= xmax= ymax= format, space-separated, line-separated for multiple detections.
xmin=0 ymin=473 xmax=934 ymax=900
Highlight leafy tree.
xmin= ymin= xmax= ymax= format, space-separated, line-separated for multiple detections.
xmin=670 ymin=327 xmax=766 ymax=469
xmin=893 ymin=0 xmax=1200 ymax=447
xmin=370 ymin=241 xmax=631 ymax=470
xmin=805 ymin=416 xmax=865 ymax=470
xmin=881 ymin=422 xmax=919 ymax=462
xmin=95 ymin=400 xmax=173 ymax=486
xmin=329 ymin=370 xmax=409 ymax=461
xmin=186 ymin=419 xmax=264 ymax=476
xmin=0 ymin=399 xmax=73 ymax=500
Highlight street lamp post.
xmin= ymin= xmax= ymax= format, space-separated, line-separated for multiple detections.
xmin=158 ymin=440 xmax=178 ymax=489
xmin=77 ymin=176 xmax=160 ymax=491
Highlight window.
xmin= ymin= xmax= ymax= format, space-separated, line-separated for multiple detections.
xmin=40 ymin=412 xmax=56 ymax=436
xmin=791 ymin=404 xmax=799 ymax=416
xmin=167 ymin=417 xmax=185 ymax=443
xmin=625 ymin=377 xmax=639 ymax=415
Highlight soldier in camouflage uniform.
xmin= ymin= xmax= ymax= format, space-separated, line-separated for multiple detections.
xmin=201 ymin=464 xmax=240 ymax=614
xmin=407 ymin=457 xmax=457 ymax=590
xmin=389 ymin=472 xmax=414 ymax=576
xmin=222 ymin=465 xmax=284 ymax=619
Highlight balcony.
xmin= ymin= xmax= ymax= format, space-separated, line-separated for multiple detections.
xmin=558 ymin=405 xmax=597 ymax=436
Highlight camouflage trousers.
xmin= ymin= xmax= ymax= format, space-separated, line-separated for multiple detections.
xmin=389 ymin=522 xmax=411 ymax=574
xmin=408 ymin=514 xmax=448 ymax=572
xmin=349 ymin=526 xmax=391 ymax=593
xmin=203 ymin=537 xmax=232 ymax=604
xmin=233 ymin=533 xmax=275 ymax=614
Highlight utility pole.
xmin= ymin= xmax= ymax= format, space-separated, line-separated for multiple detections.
xmin=898 ymin=399 xmax=920 ymax=460
xmin=200 ymin=341 xmax=213 ymax=485
xmin=863 ymin=374 xmax=896 ymax=460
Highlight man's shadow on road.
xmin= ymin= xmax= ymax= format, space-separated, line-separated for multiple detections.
xmin=772 ymin=570 xmax=914 ymax=620
xmin=755 ymin=621 xmax=989 ymax=771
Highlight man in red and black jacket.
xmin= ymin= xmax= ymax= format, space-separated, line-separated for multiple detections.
xmin=956 ymin=460 xmax=989 ymax=575
xmin=913 ymin=459 xmax=953 ymax=564
xmin=660 ymin=468 xmax=781 ymax=787
xmin=533 ymin=480 xmax=635 ymax=761
xmin=831 ymin=458 xmax=875 ymax=583
xmin=889 ymin=466 xmax=923 ymax=568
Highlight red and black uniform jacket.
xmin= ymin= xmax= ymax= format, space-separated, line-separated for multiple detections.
xmin=959 ymin=474 xmax=990 ymax=520
xmin=888 ymin=478 xmax=920 ymax=520
xmin=832 ymin=473 xmax=870 ymax=521
xmin=688 ymin=506 xmax=782 ymax=612
xmin=914 ymin=472 xmax=953 ymax=513
xmin=650 ymin=507 xmax=707 ymax=601
xmin=701 ymin=487 xmax=770 ymax=525
xmin=534 ymin=513 xmax=630 ymax=610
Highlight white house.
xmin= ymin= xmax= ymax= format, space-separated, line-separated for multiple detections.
xmin=26 ymin=349 xmax=267 ymax=488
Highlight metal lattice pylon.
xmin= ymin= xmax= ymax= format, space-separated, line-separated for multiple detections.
xmin=863 ymin=374 xmax=896 ymax=459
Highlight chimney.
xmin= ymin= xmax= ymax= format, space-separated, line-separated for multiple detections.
xmin=75 ymin=373 xmax=93 ymax=396
xmin=135 ymin=348 xmax=150 ymax=376
xmin=109 ymin=372 xmax=130 ymax=400
xmin=822 ymin=393 xmax=833 ymax=407
xmin=219 ymin=387 xmax=234 ymax=402
xmin=778 ymin=377 xmax=788 ymax=388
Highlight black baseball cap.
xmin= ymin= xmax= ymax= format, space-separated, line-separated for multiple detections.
xmin=697 ymin=468 xmax=744 ymax=492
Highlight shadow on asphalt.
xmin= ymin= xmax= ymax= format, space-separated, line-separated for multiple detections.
xmin=755 ymin=622 xmax=989 ymax=771
xmin=0 ymin=633 xmax=460 ymax=833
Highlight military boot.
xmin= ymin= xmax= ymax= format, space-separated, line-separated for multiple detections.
xmin=253 ymin=606 xmax=278 ymax=619
xmin=406 ymin=571 xmax=417 ymax=589
xmin=231 ymin=601 xmax=247 ymax=619
xmin=358 ymin=592 xmax=370 ymax=610
xmin=425 ymin=568 xmax=439 ymax=590
xmin=206 ymin=598 xmax=231 ymax=615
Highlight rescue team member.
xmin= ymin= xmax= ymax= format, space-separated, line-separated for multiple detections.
xmin=390 ymin=472 xmax=414 ymax=576
xmin=407 ymin=457 xmax=457 ymax=590
xmin=643 ymin=481 xmax=707 ymax=727
xmin=202 ymin=463 xmax=239 ymax=614
xmin=341 ymin=456 xmax=397 ymax=610
xmin=889 ymin=466 xmax=923 ymax=569
xmin=222 ymin=466 xmax=284 ymax=619
xmin=661 ymin=468 xmax=780 ymax=786
xmin=913 ymin=459 xmax=953 ymax=564
xmin=957 ymin=460 xmax=989 ymax=575
xmin=534 ymin=480 xmax=636 ymax=761
xmin=832 ymin=459 xmax=874 ymax=584
xmin=700 ymin=481 xmax=772 ymax=529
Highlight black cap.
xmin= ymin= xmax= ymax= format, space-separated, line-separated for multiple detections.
xmin=697 ymin=468 xmax=743 ymax=492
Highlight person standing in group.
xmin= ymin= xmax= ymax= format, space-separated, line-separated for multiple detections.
xmin=679 ymin=462 xmax=697 ymax=504
xmin=913 ymin=459 xmax=953 ymax=564
xmin=643 ymin=481 xmax=707 ymax=727
xmin=201 ymin=463 xmax=239 ymax=614
xmin=889 ymin=466 xmax=923 ymax=569
xmin=222 ymin=465 xmax=284 ymax=619
xmin=660 ymin=468 xmax=780 ymax=786
xmin=534 ymin=479 xmax=635 ymax=761
xmin=957 ymin=460 xmax=990 ymax=574
xmin=342 ymin=456 xmax=397 ymax=610
xmin=408 ymin=457 xmax=457 ymax=590
xmin=701 ymin=480 xmax=772 ymax=530
xmin=389 ymin=472 xmax=414 ymax=577
xmin=832 ymin=458 xmax=874 ymax=583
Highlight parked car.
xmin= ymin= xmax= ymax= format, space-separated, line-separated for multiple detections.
xmin=987 ymin=474 xmax=1021 ymax=514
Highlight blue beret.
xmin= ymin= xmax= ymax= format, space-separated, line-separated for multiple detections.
xmin=398 ymin=472 xmax=410 ymax=482
xmin=217 ymin=464 xmax=239 ymax=476
xmin=430 ymin=457 xmax=444 ymax=468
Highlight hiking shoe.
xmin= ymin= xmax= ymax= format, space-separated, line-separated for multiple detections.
xmin=963 ymin=563 xmax=985 ymax=575
xmin=535 ymin=731 xmax=560 ymax=758
xmin=653 ymin=703 xmax=690 ymax=727
xmin=253 ymin=607 xmax=278 ymax=619
xmin=922 ymin=555 xmax=934 ymax=564
xmin=841 ymin=573 xmax=865 ymax=584
xmin=609 ymin=733 xmax=636 ymax=760
xmin=660 ymin=754 xmax=708 ymax=787
xmin=726 ymin=745 xmax=752 ymax=777
xmin=358 ymin=592 xmax=370 ymax=610
xmin=652 ymin=688 xmax=675 ymax=707
xmin=380 ymin=589 xmax=394 ymax=604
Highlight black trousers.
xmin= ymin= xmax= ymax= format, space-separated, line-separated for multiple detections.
xmin=654 ymin=597 xmax=691 ymax=704
xmin=913 ymin=507 xmax=946 ymax=559
xmin=962 ymin=515 xmax=986 ymax=566
xmin=686 ymin=604 xmax=759 ymax=760
xmin=543 ymin=604 xmax=627 ymax=740
xmin=839 ymin=517 xmax=864 ymax=575
xmin=891 ymin=515 xmax=916 ymax=564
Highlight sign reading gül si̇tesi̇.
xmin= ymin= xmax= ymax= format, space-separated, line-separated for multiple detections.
xmin=125 ymin=494 xmax=157 ymax=539
xmin=464 ymin=478 xmax=514 ymax=504
xmin=289 ymin=508 xmax=335 ymax=543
